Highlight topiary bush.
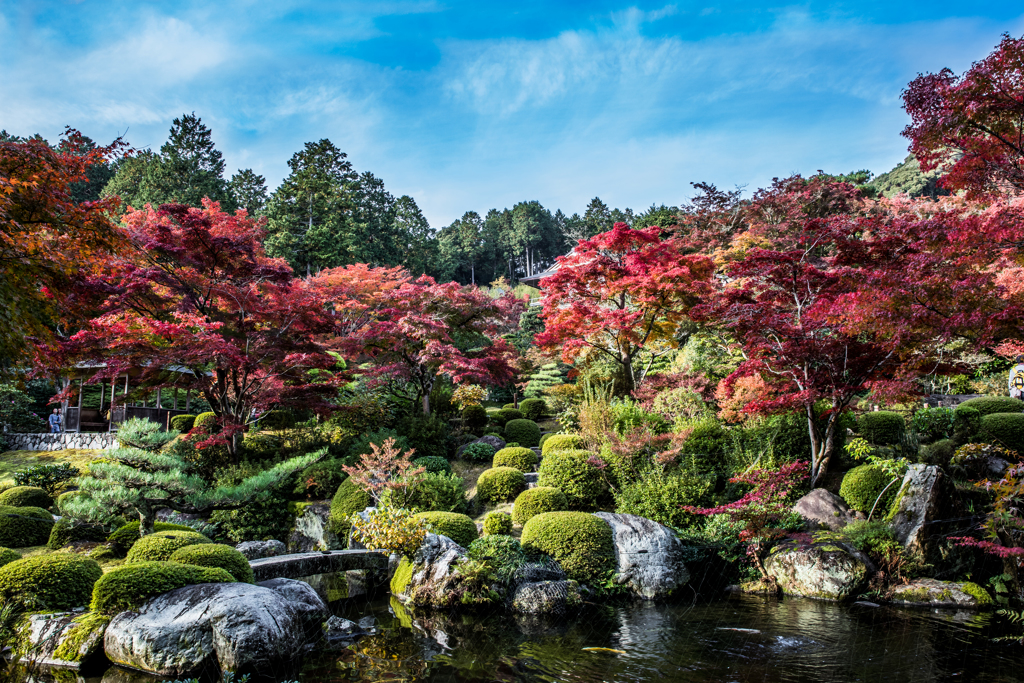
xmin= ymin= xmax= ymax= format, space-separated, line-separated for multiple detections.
xmin=920 ymin=438 xmax=958 ymax=467
xmin=462 ymin=405 xmax=489 ymax=433
xmin=519 ymin=398 xmax=548 ymax=421
xmin=840 ymin=465 xmax=900 ymax=515
xmin=980 ymin=413 xmax=1024 ymax=454
xmin=492 ymin=408 xmax=523 ymax=428
xmin=0 ymin=553 xmax=102 ymax=610
xmin=953 ymin=405 xmax=982 ymax=440
xmin=613 ymin=469 xmax=714 ymax=530
xmin=329 ymin=477 xmax=372 ymax=537
xmin=461 ymin=442 xmax=496 ymax=463
xmin=412 ymin=511 xmax=478 ymax=548
xmin=859 ymin=411 xmax=906 ymax=446
xmin=392 ymin=471 xmax=466 ymax=513
xmin=169 ymin=543 xmax=255 ymax=583
xmin=47 ymin=518 xmax=107 ymax=550
xmin=169 ymin=414 xmax=197 ymax=433
xmin=414 ymin=456 xmax=452 ymax=474
xmin=958 ymin=396 xmax=1024 ymax=417
xmin=0 ymin=548 xmax=19 ymax=569
xmin=193 ymin=411 xmax=218 ymax=431
xmin=483 ymin=511 xmax=513 ymax=536
xmin=504 ymin=419 xmax=541 ymax=448
xmin=0 ymin=505 xmax=54 ymax=548
xmin=512 ymin=487 xmax=569 ymax=526
xmin=13 ymin=463 xmax=79 ymax=496
xmin=521 ymin=511 xmax=615 ymax=585
xmin=0 ymin=486 xmax=52 ymax=510
xmin=493 ymin=446 xmax=538 ymax=472
xmin=91 ymin=561 xmax=235 ymax=614
xmin=476 ymin=467 xmax=526 ymax=503
xmin=107 ymin=521 xmax=195 ymax=553
xmin=542 ymin=434 xmax=585 ymax=456
xmin=125 ymin=530 xmax=213 ymax=563
xmin=537 ymin=449 xmax=603 ymax=510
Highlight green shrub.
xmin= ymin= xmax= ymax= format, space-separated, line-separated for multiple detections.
xmin=611 ymin=401 xmax=670 ymax=436
xmin=169 ymin=414 xmax=197 ymax=433
xmin=193 ymin=411 xmax=218 ymax=431
xmin=537 ymin=449 xmax=603 ymax=510
xmin=412 ymin=511 xmax=478 ymax=547
xmin=13 ymin=463 xmax=79 ymax=496
xmin=492 ymin=408 xmax=523 ymax=428
xmin=0 ymin=548 xmax=19 ymax=569
xmin=981 ymin=413 xmax=1024 ymax=453
xmin=953 ymin=405 xmax=983 ymax=440
xmin=462 ymin=405 xmax=489 ymax=433
xmin=209 ymin=461 xmax=295 ymax=543
xmin=169 ymin=543 xmax=255 ymax=583
xmin=859 ymin=411 xmax=906 ymax=446
xmin=483 ymin=511 xmax=513 ymax=536
xmin=911 ymin=407 xmax=955 ymax=442
xmin=259 ymin=409 xmax=296 ymax=430
xmin=920 ymin=438 xmax=957 ymax=467
xmin=678 ymin=417 xmax=729 ymax=474
xmin=958 ymin=396 xmax=1024 ymax=417
xmin=0 ymin=553 xmax=102 ymax=610
xmin=462 ymin=442 xmax=496 ymax=463
xmin=0 ymin=486 xmax=52 ymax=510
xmin=125 ymin=530 xmax=212 ymax=563
xmin=399 ymin=415 xmax=451 ymax=460
xmin=292 ymin=458 xmax=349 ymax=499
xmin=47 ymin=518 xmax=107 ymax=550
xmin=476 ymin=467 xmax=526 ymax=503
xmin=106 ymin=521 xmax=196 ymax=552
xmin=493 ymin=446 xmax=538 ymax=472
xmin=519 ymin=398 xmax=548 ymax=421
xmin=542 ymin=434 xmax=585 ymax=456
xmin=840 ymin=465 xmax=900 ymax=514
xmin=0 ymin=505 xmax=54 ymax=548
xmin=329 ymin=477 xmax=372 ymax=537
xmin=393 ymin=472 xmax=466 ymax=513
xmin=502 ymin=403 xmax=516 ymax=411
xmin=613 ymin=469 xmax=714 ymax=530
xmin=539 ymin=433 xmax=555 ymax=449
xmin=91 ymin=561 xmax=235 ymax=614
xmin=504 ymin=419 xmax=541 ymax=448
xmin=512 ymin=486 xmax=569 ymax=526
xmin=413 ymin=456 xmax=452 ymax=474
xmin=468 ymin=534 xmax=526 ymax=582
xmin=521 ymin=512 xmax=614 ymax=585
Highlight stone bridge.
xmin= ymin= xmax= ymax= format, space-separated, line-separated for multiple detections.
xmin=249 ymin=549 xmax=388 ymax=583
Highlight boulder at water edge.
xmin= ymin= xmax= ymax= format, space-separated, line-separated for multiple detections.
xmin=593 ymin=512 xmax=690 ymax=599
xmin=16 ymin=612 xmax=107 ymax=669
xmin=765 ymin=544 xmax=868 ymax=601
xmin=890 ymin=578 xmax=993 ymax=608
xmin=509 ymin=563 xmax=581 ymax=616
xmin=288 ymin=502 xmax=342 ymax=552
xmin=390 ymin=533 xmax=467 ymax=607
xmin=792 ymin=489 xmax=863 ymax=531
xmin=890 ymin=464 xmax=943 ymax=558
xmin=235 ymin=539 xmax=286 ymax=560
xmin=104 ymin=581 xmax=322 ymax=678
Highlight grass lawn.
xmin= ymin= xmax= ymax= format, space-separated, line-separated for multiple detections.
xmin=0 ymin=449 xmax=102 ymax=486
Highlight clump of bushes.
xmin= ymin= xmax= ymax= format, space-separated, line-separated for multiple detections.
xmin=911 ymin=407 xmax=954 ymax=442
xmin=953 ymin=405 xmax=982 ymax=440
xmin=521 ymin=511 xmax=615 ymax=585
xmin=468 ymin=534 xmax=527 ymax=582
xmin=0 ymin=486 xmax=52 ymax=510
xmin=678 ymin=418 xmax=730 ymax=473
xmin=504 ymin=419 xmax=541 ymax=448
xmin=518 ymin=398 xmax=547 ymax=421
xmin=462 ymin=442 xmax=496 ymax=463
xmin=107 ymin=521 xmax=195 ymax=553
xmin=169 ymin=414 xmax=197 ymax=433
xmin=193 ymin=411 xmax=218 ymax=431
xmin=859 ymin=411 xmax=906 ymax=446
xmin=537 ymin=449 xmax=603 ymax=510
xmin=48 ymin=518 xmax=107 ymax=550
xmin=493 ymin=446 xmax=538 ymax=472
xmin=412 ymin=511 xmax=478 ymax=548
xmin=476 ymin=467 xmax=526 ymax=503
xmin=0 ymin=505 xmax=54 ymax=548
xmin=919 ymin=438 xmax=957 ymax=467
xmin=483 ymin=511 xmax=513 ymax=535
xmin=613 ymin=469 xmax=714 ymax=530
xmin=351 ymin=506 xmax=428 ymax=556
xmin=125 ymin=530 xmax=212 ymax=563
xmin=957 ymin=396 xmax=1024 ymax=417
xmin=13 ymin=463 xmax=79 ymax=496
xmin=389 ymin=472 xmax=466 ymax=513
xmin=492 ymin=408 xmax=524 ymax=428
xmin=169 ymin=543 xmax=255 ymax=583
xmin=0 ymin=548 xmax=19 ymax=569
xmin=413 ymin=456 xmax=452 ymax=474
xmin=329 ymin=477 xmax=372 ymax=537
xmin=462 ymin=405 xmax=489 ymax=433
xmin=259 ymin=410 xmax=296 ymax=430
xmin=512 ymin=487 xmax=568 ymax=526
xmin=840 ymin=465 xmax=900 ymax=515
xmin=980 ymin=413 xmax=1024 ymax=453
xmin=0 ymin=554 xmax=102 ymax=610
xmin=91 ymin=561 xmax=235 ymax=613
xmin=292 ymin=459 xmax=348 ymax=499
xmin=542 ymin=434 xmax=585 ymax=456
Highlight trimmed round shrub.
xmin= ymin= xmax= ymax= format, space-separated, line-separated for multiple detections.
xmin=329 ymin=477 xmax=372 ymax=537
xmin=0 ymin=553 xmax=102 ymax=610
xmin=462 ymin=405 xmax=489 ymax=433
xmin=542 ymin=434 xmax=585 ymax=456
xmin=476 ymin=467 xmax=526 ymax=503
xmin=958 ymin=396 xmax=1024 ymax=417
xmin=47 ymin=518 xmax=107 ymax=550
xmin=0 ymin=548 xmax=19 ymax=569
xmin=91 ymin=561 xmax=235 ymax=614
xmin=521 ymin=511 xmax=615 ymax=585
xmin=678 ymin=418 xmax=729 ymax=474
xmin=840 ymin=465 xmax=899 ymax=514
xmin=414 ymin=456 xmax=452 ymax=474
xmin=169 ymin=543 xmax=255 ymax=583
xmin=512 ymin=487 xmax=569 ymax=526
xmin=954 ymin=405 xmax=983 ymax=440
xmin=107 ymin=521 xmax=195 ymax=552
xmin=492 ymin=408 xmax=523 ymax=428
xmin=169 ymin=414 xmax=197 ymax=433
xmin=193 ymin=411 xmax=218 ymax=431
xmin=400 ymin=472 xmax=466 ymax=513
xmin=0 ymin=505 xmax=54 ymax=548
xmin=613 ymin=469 xmax=714 ymax=530
xmin=859 ymin=411 xmax=906 ymax=446
xmin=462 ymin=442 xmax=496 ymax=463
xmin=504 ymin=419 xmax=541 ymax=448
xmin=0 ymin=486 xmax=52 ymax=510
xmin=981 ymin=413 xmax=1024 ymax=453
xmin=412 ymin=511 xmax=478 ymax=548
xmin=537 ymin=450 xmax=604 ymax=510
xmin=519 ymin=398 xmax=548 ymax=421
xmin=483 ymin=511 xmax=513 ymax=536
xmin=920 ymin=438 xmax=958 ymax=467
xmin=125 ymin=530 xmax=213 ymax=563
xmin=493 ymin=446 xmax=538 ymax=472
xmin=502 ymin=403 xmax=516 ymax=411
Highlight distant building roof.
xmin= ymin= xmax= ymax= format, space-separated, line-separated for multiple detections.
xmin=519 ymin=264 xmax=561 ymax=288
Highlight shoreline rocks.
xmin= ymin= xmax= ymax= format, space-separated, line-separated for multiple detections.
xmin=593 ymin=512 xmax=690 ymax=600
xmin=765 ymin=544 xmax=868 ymax=601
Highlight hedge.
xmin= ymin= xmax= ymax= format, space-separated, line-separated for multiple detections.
xmin=48 ymin=518 xmax=108 ymax=550
xmin=476 ymin=467 xmax=526 ymax=503
xmin=0 ymin=548 xmax=19 ymax=569
xmin=107 ymin=521 xmax=195 ymax=552
xmin=859 ymin=411 xmax=906 ymax=446
xmin=521 ymin=511 xmax=615 ymax=585
xmin=953 ymin=405 xmax=983 ymax=439
xmin=0 ymin=505 xmax=54 ymax=548
xmin=91 ymin=561 xmax=235 ymax=613
xmin=504 ymin=419 xmax=541 ymax=448
xmin=492 ymin=408 xmax=523 ymax=428
xmin=0 ymin=486 xmax=52 ymax=510
xmin=483 ymin=511 xmax=513 ymax=536
xmin=512 ymin=487 xmax=568 ymax=526
xmin=0 ymin=553 xmax=102 ymax=610
xmin=518 ymin=398 xmax=547 ymax=421
xmin=541 ymin=434 xmax=586 ymax=456
xmin=958 ymin=396 xmax=1024 ymax=417
xmin=537 ymin=449 xmax=603 ymax=510
xmin=412 ymin=511 xmax=478 ymax=548
xmin=493 ymin=446 xmax=538 ymax=472
xmin=193 ymin=411 xmax=218 ymax=431
xmin=329 ymin=477 xmax=372 ymax=537
xmin=169 ymin=414 xmax=197 ymax=433
xmin=169 ymin=543 xmax=255 ymax=583
xmin=125 ymin=530 xmax=213 ymax=563
xmin=840 ymin=465 xmax=899 ymax=514
xmin=981 ymin=413 xmax=1024 ymax=453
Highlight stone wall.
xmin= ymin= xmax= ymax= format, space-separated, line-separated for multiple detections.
xmin=3 ymin=432 xmax=117 ymax=451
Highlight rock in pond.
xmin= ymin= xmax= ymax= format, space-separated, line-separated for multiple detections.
xmin=235 ymin=539 xmax=286 ymax=560
xmin=258 ymin=577 xmax=330 ymax=632
xmin=592 ymin=512 xmax=690 ymax=599
xmin=765 ymin=544 xmax=868 ymax=601
xmin=890 ymin=464 xmax=943 ymax=558
xmin=16 ymin=611 xmax=108 ymax=669
xmin=792 ymin=489 xmax=863 ymax=531
xmin=510 ymin=580 xmax=582 ymax=615
xmin=104 ymin=581 xmax=317 ymax=678
xmin=391 ymin=533 xmax=467 ymax=607
xmin=890 ymin=578 xmax=993 ymax=608
xmin=288 ymin=501 xmax=342 ymax=552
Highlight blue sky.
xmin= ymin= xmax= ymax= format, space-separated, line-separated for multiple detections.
xmin=2 ymin=2 xmax=1023 ymax=228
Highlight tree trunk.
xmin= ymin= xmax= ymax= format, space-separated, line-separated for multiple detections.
xmin=620 ymin=352 xmax=636 ymax=396
xmin=806 ymin=404 xmax=823 ymax=486
xmin=139 ymin=508 xmax=155 ymax=537
xmin=422 ymin=394 xmax=431 ymax=416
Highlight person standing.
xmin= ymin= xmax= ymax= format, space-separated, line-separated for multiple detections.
xmin=48 ymin=408 xmax=62 ymax=433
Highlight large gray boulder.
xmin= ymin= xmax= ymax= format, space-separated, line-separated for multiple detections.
xmin=890 ymin=578 xmax=994 ymax=609
xmin=592 ymin=512 xmax=690 ymax=599
xmin=104 ymin=582 xmax=311 ymax=677
xmin=792 ymin=489 xmax=862 ymax=531
xmin=391 ymin=533 xmax=467 ymax=607
xmin=765 ymin=544 xmax=868 ymax=601
xmin=235 ymin=539 xmax=286 ymax=560
xmin=16 ymin=612 xmax=107 ymax=669
xmin=510 ymin=580 xmax=582 ymax=615
xmin=890 ymin=464 xmax=943 ymax=558
xmin=288 ymin=502 xmax=341 ymax=552
xmin=257 ymin=577 xmax=329 ymax=632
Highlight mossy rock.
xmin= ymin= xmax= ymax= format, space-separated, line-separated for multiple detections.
xmin=957 ymin=396 xmax=1024 ymax=417
xmin=980 ymin=413 xmax=1024 ymax=453
xmin=541 ymin=434 xmax=585 ymax=456
xmin=537 ymin=449 xmax=603 ymax=510
xmin=106 ymin=521 xmax=195 ymax=553
xmin=125 ymin=530 xmax=213 ymax=563
xmin=48 ymin=518 xmax=108 ymax=550
xmin=476 ymin=467 xmax=526 ymax=503
xmin=0 ymin=505 xmax=54 ymax=548
xmin=504 ymin=419 xmax=541 ymax=448
xmin=493 ymin=446 xmax=538 ymax=472
xmin=169 ymin=543 xmax=255 ymax=583
xmin=0 ymin=486 xmax=52 ymax=510
xmin=839 ymin=465 xmax=898 ymax=514
xmin=412 ymin=511 xmax=478 ymax=548
xmin=52 ymin=612 xmax=110 ymax=663
xmin=512 ymin=487 xmax=569 ymax=526
xmin=390 ymin=555 xmax=414 ymax=595
xmin=521 ymin=511 xmax=614 ymax=585
xmin=0 ymin=553 xmax=102 ymax=610
xmin=329 ymin=477 xmax=371 ymax=538
xmin=90 ymin=561 xmax=235 ymax=614
xmin=858 ymin=411 xmax=906 ymax=446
